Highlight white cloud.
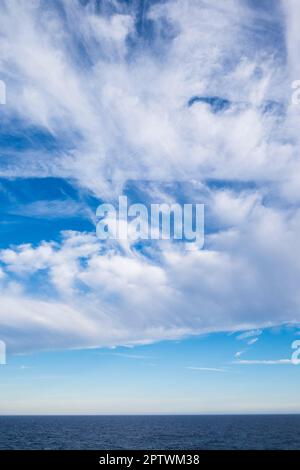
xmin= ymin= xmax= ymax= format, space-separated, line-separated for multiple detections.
xmin=186 ymin=367 xmax=228 ymax=373
xmin=211 ymin=190 xmax=261 ymax=228
xmin=235 ymin=351 xmax=245 ymax=358
xmin=247 ymin=338 xmax=259 ymax=346
xmin=0 ymin=0 xmax=294 ymax=194
xmin=236 ymin=330 xmax=262 ymax=341
xmin=8 ymin=200 xmax=93 ymax=220
xmin=234 ymin=359 xmax=292 ymax=365
xmin=282 ymin=0 xmax=300 ymax=78
xmin=0 ymin=203 xmax=300 ymax=353
xmin=0 ymin=1 xmax=299 ymax=352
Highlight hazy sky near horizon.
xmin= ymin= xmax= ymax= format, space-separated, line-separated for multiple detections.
xmin=0 ymin=0 xmax=300 ymax=413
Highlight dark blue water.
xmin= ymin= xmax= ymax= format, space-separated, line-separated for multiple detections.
xmin=0 ymin=415 xmax=299 ymax=450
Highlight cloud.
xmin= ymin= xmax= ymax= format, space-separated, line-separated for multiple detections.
xmin=102 ymin=353 xmax=155 ymax=360
xmin=236 ymin=330 xmax=262 ymax=341
xmin=247 ymin=338 xmax=259 ymax=345
xmin=234 ymin=359 xmax=292 ymax=365
xmin=0 ymin=1 xmax=299 ymax=353
xmin=0 ymin=206 xmax=299 ymax=353
xmin=8 ymin=200 xmax=92 ymax=220
xmin=235 ymin=351 xmax=245 ymax=358
xmin=282 ymin=0 xmax=300 ymax=78
xmin=0 ymin=0 xmax=293 ymax=194
xmin=186 ymin=367 xmax=228 ymax=373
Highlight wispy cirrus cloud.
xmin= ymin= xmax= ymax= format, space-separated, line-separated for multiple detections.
xmin=247 ymin=338 xmax=259 ymax=346
xmin=186 ymin=367 xmax=228 ymax=373
xmin=0 ymin=1 xmax=299 ymax=353
xmin=236 ymin=330 xmax=263 ymax=341
xmin=8 ymin=200 xmax=93 ymax=220
xmin=234 ymin=359 xmax=292 ymax=365
xmin=0 ymin=0 xmax=293 ymax=194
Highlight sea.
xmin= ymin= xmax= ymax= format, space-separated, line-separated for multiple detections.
xmin=0 ymin=415 xmax=299 ymax=450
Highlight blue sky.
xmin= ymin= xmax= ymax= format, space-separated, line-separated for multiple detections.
xmin=0 ymin=0 xmax=300 ymax=414
xmin=1 ymin=327 xmax=300 ymax=414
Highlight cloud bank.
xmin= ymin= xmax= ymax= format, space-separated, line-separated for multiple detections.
xmin=0 ymin=0 xmax=299 ymax=352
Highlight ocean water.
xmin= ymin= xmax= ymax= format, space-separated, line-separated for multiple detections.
xmin=0 ymin=415 xmax=299 ymax=450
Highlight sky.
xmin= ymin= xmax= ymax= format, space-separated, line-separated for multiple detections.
xmin=0 ymin=0 xmax=300 ymax=414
